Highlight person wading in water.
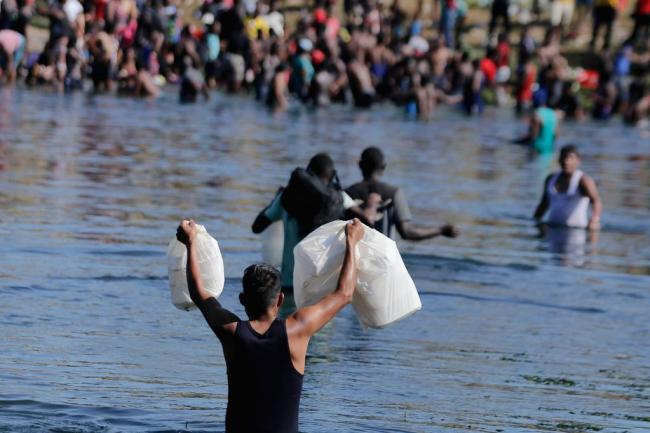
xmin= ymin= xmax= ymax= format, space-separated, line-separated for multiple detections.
xmin=176 ymin=217 xmax=364 ymax=433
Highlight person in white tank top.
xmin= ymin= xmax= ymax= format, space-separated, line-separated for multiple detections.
xmin=534 ymin=145 xmax=602 ymax=230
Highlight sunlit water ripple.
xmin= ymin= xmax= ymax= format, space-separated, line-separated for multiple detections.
xmin=0 ymin=88 xmax=649 ymax=433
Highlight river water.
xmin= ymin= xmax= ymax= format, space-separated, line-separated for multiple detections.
xmin=0 ymin=88 xmax=649 ymax=433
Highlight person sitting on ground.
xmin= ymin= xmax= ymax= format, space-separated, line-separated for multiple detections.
xmin=346 ymin=147 xmax=459 ymax=240
xmin=533 ymin=145 xmax=602 ymax=230
xmin=176 ymin=217 xmax=364 ymax=433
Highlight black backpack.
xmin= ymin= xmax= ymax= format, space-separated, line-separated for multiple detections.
xmin=281 ymin=168 xmax=344 ymax=237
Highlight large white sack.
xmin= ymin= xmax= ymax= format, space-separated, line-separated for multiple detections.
xmin=261 ymin=221 xmax=284 ymax=268
xmin=293 ymin=220 xmax=421 ymax=328
xmin=167 ymin=224 xmax=225 ymax=311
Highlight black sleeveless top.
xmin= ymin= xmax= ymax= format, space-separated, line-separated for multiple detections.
xmin=225 ymin=319 xmax=303 ymax=433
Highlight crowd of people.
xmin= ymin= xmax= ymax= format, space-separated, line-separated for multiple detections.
xmin=0 ymin=0 xmax=649 ymax=122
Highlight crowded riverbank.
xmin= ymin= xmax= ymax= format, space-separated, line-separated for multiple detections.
xmin=1 ymin=0 xmax=649 ymax=124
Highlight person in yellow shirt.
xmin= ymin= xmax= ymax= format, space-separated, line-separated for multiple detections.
xmin=245 ymin=5 xmax=270 ymax=40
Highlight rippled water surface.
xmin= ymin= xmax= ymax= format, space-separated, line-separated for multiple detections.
xmin=1 ymin=88 xmax=649 ymax=433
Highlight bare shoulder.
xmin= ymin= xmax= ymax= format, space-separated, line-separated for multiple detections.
xmin=542 ymin=173 xmax=554 ymax=188
xmin=579 ymin=173 xmax=599 ymax=195
xmin=580 ymin=173 xmax=598 ymax=189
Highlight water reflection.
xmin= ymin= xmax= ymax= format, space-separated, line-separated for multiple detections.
xmin=538 ymin=224 xmax=599 ymax=266
xmin=0 ymin=89 xmax=649 ymax=433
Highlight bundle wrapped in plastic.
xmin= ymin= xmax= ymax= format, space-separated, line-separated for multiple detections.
xmin=167 ymin=224 xmax=225 ymax=310
xmin=293 ymin=220 xmax=421 ymax=328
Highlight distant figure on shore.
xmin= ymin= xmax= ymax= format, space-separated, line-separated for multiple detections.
xmin=346 ymin=147 xmax=458 ymax=240
xmin=180 ymin=57 xmax=209 ymax=103
xmin=252 ymin=153 xmax=376 ymax=292
xmin=177 ymin=218 xmax=364 ymax=433
xmin=534 ymin=145 xmax=602 ymax=230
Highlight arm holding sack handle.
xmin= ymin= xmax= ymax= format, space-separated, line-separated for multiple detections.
xmin=285 ymin=218 xmax=364 ymax=373
xmin=177 ymin=219 xmax=239 ymax=340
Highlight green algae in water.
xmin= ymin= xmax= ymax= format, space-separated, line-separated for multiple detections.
xmin=555 ymin=421 xmax=603 ymax=431
xmin=624 ymin=415 xmax=650 ymax=423
xmin=522 ymin=375 xmax=576 ymax=387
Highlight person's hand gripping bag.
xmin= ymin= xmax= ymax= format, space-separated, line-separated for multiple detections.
xmin=167 ymin=224 xmax=225 ymax=310
xmin=293 ymin=220 xmax=421 ymax=328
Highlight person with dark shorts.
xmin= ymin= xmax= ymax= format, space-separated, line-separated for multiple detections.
xmin=591 ymin=0 xmax=618 ymax=50
xmin=176 ymin=218 xmax=364 ymax=433
xmin=346 ymin=147 xmax=459 ymax=240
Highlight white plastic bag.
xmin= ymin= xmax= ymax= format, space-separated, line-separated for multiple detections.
xmin=293 ymin=220 xmax=421 ymax=328
xmin=261 ymin=221 xmax=284 ymax=268
xmin=167 ymin=224 xmax=225 ymax=310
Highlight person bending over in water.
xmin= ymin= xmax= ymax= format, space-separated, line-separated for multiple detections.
xmin=534 ymin=145 xmax=602 ymax=230
xmin=176 ymin=218 xmax=363 ymax=433
xmin=346 ymin=147 xmax=458 ymax=240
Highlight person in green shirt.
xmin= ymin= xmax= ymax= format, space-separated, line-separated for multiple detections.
xmin=514 ymin=98 xmax=559 ymax=154
xmin=531 ymin=103 xmax=558 ymax=154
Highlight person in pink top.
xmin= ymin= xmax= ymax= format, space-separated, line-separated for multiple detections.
xmin=0 ymin=29 xmax=25 ymax=83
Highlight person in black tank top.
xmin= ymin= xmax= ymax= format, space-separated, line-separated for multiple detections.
xmin=226 ymin=319 xmax=303 ymax=432
xmin=346 ymin=147 xmax=459 ymax=240
xmin=175 ymin=218 xmax=365 ymax=433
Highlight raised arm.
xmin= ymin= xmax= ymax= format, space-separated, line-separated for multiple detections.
xmin=580 ymin=175 xmax=602 ymax=231
xmin=177 ymin=220 xmax=239 ymax=339
xmin=286 ymin=219 xmax=363 ymax=346
xmin=533 ymin=174 xmax=552 ymax=222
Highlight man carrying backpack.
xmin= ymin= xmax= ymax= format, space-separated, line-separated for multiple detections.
xmin=252 ymin=153 xmax=375 ymax=293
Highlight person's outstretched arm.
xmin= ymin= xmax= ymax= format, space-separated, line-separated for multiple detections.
xmin=533 ymin=175 xmax=552 ymax=222
xmin=390 ymin=188 xmax=458 ymax=240
xmin=285 ymin=219 xmax=364 ymax=372
xmin=177 ymin=220 xmax=239 ymax=339
xmin=396 ymin=221 xmax=458 ymax=240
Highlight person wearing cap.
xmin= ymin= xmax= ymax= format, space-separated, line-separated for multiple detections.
xmin=346 ymin=147 xmax=459 ymax=240
xmin=177 ymin=218 xmax=365 ymax=433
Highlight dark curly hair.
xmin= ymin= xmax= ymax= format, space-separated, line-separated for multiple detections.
xmin=240 ymin=264 xmax=282 ymax=319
